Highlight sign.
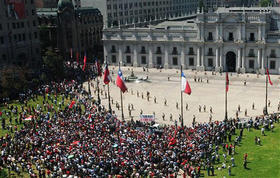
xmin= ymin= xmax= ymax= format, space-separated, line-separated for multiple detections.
xmin=140 ymin=114 xmax=155 ymax=122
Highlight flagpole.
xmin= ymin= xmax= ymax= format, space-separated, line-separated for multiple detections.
xmin=265 ymin=56 xmax=268 ymax=115
xmin=97 ymin=69 xmax=101 ymax=105
xmin=225 ymin=73 xmax=228 ymax=121
xmin=119 ymin=62 xmax=125 ymax=121
xmin=106 ymin=56 xmax=112 ymax=114
xmin=180 ymin=65 xmax=184 ymax=127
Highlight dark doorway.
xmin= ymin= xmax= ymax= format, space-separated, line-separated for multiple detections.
xmin=226 ymin=51 xmax=236 ymax=72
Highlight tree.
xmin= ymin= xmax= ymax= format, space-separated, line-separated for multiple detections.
xmin=259 ymin=0 xmax=271 ymax=7
xmin=42 ymin=49 xmax=65 ymax=81
xmin=0 ymin=65 xmax=30 ymax=98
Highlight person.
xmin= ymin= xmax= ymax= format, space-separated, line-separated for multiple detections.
xmin=238 ymin=105 xmax=241 ymax=112
xmin=261 ymin=127 xmax=265 ymax=136
xmin=164 ymin=98 xmax=167 ymax=106
xmin=203 ymin=105 xmax=206 ymax=112
xmin=245 ymin=109 xmax=247 ymax=116
xmin=244 ymin=153 xmax=248 ymax=161
xmin=137 ymin=91 xmax=139 ymax=97
xmin=199 ymin=105 xmax=201 ymax=112
xmin=243 ymin=160 xmax=247 ymax=169
xmin=186 ymin=103 xmax=188 ymax=111
xmin=255 ymin=136 xmax=258 ymax=145
xmin=244 ymin=80 xmax=247 ymax=86
xmin=231 ymin=157 xmax=235 ymax=167
xmin=162 ymin=113 xmax=165 ymax=120
xmin=176 ymin=102 xmax=179 ymax=109
xmin=210 ymin=106 xmax=213 ymax=114
xmin=252 ymin=102 xmax=255 ymax=110
xmin=140 ymin=109 xmax=143 ymax=115
xmin=170 ymin=114 xmax=173 ymax=121
xmin=268 ymin=100 xmax=271 ymax=107
xmin=154 ymin=96 xmax=157 ymax=103
xmin=228 ymin=165 xmax=231 ymax=176
xmin=257 ymin=137 xmax=261 ymax=145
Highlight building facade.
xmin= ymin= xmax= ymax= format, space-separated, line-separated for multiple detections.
xmin=84 ymin=0 xmax=199 ymax=28
xmin=103 ymin=7 xmax=280 ymax=74
xmin=0 ymin=0 xmax=41 ymax=69
xmin=37 ymin=0 xmax=103 ymax=60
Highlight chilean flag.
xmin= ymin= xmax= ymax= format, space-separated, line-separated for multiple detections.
xmin=103 ymin=62 xmax=111 ymax=84
xmin=181 ymin=72 xmax=191 ymax=95
xmin=116 ymin=69 xmax=127 ymax=93
xmin=266 ymin=68 xmax=273 ymax=85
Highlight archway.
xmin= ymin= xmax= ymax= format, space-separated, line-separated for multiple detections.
xmin=226 ymin=51 xmax=236 ymax=72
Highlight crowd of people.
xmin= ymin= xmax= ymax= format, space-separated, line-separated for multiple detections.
xmin=0 ymin=75 xmax=279 ymax=177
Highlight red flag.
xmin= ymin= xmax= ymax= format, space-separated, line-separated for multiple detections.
xmin=226 ymin=72 xmax=229 ymax=92
xmin=103 ymin=63 xmax=111 ymax=84
xmin=116 ymin=69 xmax=127 ymax=93
xmin=82 ymin=53 xmax=87 ymax=71
xmin=95 ymin=58 xmax=102 ymax=77
xmin=266 ymin=68 xmax=273 ymax=85
xmin=76 ymin=52 xmax=79 ymax=64
xmin=69 ymin=101 xmax=75 ymax=109
xmin=185 ymin=81 xmax=191 ymax=95
xmin=70 ymin=48 xmax=73 ymax=59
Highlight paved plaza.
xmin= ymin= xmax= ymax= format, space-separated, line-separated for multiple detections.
xmin=89 ymin=67 xmax=280 ymax=126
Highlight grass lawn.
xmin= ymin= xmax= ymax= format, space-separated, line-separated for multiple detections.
xmin=201 ymin=122 xmax=280 ymax=178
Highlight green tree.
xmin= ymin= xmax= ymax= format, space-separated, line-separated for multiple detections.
xmin=259 ymin=0 xmax=271 ymax=7
xmin=0 ymin=65 xmax=29 ymax=98
xmin=43 ymin=49 xmax=65 ymax=81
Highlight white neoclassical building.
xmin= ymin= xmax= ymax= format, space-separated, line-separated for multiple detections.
xmin=103 ymin=7 xmax=280 ymax=74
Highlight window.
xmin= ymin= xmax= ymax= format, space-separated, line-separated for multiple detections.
xmin=249 ymin=33 xmax=255 ymax=41
xmin=270 ymin=49 xmax=276 ymax=58
xmin=125 ymin=46 xmax=131 ymax=53
xmin=141 ymin=56 xmax=146 ymax=64
xmin=228 ymin=32 xmax=234 ymax=41
xmin=172 ymin=47 xmax=178 ymax=55
xmin=208 ymin=58 xmax=213 ymax=67
xmin=112 ymin=55 xmax=116 ymax=63
xmin=249 ymin=60 xmax=254 ymax=69
xmin=208 ymin=48 xmax=214 ymax=56
xmin=156 ymin=47 xmax=162 ymax=54
xmin=0 ymin=36 xmax=3 ymax=44
xmin=189 ymin=47 xmax=194 ymax=55
xmin=270 ymin=60 xmax=276 ymax=70
xmin=208 ymin=32 xmax=213 ymax=41
xmin=157 ymin=56 xmax=162 ymax=65
xmin=248 ymin=49 xmax=255 ymax=57
xmin=141 ymin=46 xmax=146 ymax=54
xmin=189 ymin=57 xmax=194 ymax=66
xmin=111 ymin=45 xmax=116 ymax=53
xmin=172 ymin=57 xmax=178 ymax=65
xmin=126 ymin=56 xmax=131 ymax=63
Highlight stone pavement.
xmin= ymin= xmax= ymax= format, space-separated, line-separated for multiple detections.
xmin=86 ymin=66 xmax=280 ymax=126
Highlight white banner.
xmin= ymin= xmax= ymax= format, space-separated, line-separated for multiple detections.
xmin=140 ymin=114 xmax=155 ymax=122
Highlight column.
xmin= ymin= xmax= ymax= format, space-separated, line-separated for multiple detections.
xmin=219 ymin=47 xmax=223 ymax=68
xmin=242 ymin=48 xmax=245 ymax=69
xmin=258 ymin=25 xmax=262 ymax=41
xmin=258 ymin=48 xmax=261 ymax=69
xmin=197 ymin=47 xmax=200 ymax=66
xmin=216 ymin=24 xmax=219 ymax=40
xmin=237 ymin=48 xmax=241 ymax=69
xmin=118 ymin=46 xmax=123 ymax=64
xmin=149 ymin=45 xmax=153 ymax=67
xmin=261 ymin=48 xmax=265 ymax=69
xmin=215 ymin=48 xmax=219 ymax=67
xmin=164 ymin=46 xmax=169 ymax=68
xmin=133 ymin=45 xmax=138 ymax=67
xmin=201 ymin=47 xmax=204 ymax=67
xmin=180 ymin=47 xmax=185 ymax=68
